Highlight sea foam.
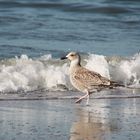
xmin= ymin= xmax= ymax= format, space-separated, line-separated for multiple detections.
xmin=116 ymin=54 xmax=140 ymax=87
xmin=0 ymin=53 xmax=140 ymax=93
xmin=0 ymin=54 xmax=69 ymax=92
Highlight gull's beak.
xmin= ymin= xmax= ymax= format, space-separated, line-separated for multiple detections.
xmin=61 ymin=56 xmax=67 ymax=60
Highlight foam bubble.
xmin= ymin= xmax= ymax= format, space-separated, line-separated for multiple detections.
xmin=39 ymin=54 xmax=52 ymax=61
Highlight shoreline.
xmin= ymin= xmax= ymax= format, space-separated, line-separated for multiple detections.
xmin=0 ymin=88 xmax=140 ymax=101
xmin=1 ymin=95 xmax=140 ymax=101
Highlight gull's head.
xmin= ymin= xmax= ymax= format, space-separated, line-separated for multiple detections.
xmin=61 ymin=52 xmax=80 ymax=61
xmin=61 ymin=52 xmax=81 ymax=65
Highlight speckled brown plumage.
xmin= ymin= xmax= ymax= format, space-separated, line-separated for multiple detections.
xmin=61 ymin=52 xmax=121 ymax=104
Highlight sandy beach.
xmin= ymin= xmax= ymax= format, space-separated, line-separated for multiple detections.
xmin=0 ymin=89 xmax=140 ymax=140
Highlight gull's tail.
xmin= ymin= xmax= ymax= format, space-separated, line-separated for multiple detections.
xmin=110 ymin=81 xmax=140 ymax=90
xmin=110 ymin=81 xmax=125 ymax=88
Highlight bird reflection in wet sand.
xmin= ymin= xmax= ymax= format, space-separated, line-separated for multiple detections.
xmin=61 ymin=52 xmax=122 ymax=104
xmin=70 ymin=109 xmax=109 ymax=140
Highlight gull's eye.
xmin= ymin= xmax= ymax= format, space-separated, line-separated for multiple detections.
xmin=70 ymin=54 xmax=75 ymax=57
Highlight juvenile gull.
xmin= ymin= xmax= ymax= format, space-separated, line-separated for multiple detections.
xmin=61 ymin=52 xmax=122 ymax=104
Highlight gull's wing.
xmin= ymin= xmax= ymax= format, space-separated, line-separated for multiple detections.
xmin=74 ymin=67 xmax=111 ymax=89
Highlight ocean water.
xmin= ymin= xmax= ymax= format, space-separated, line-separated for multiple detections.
xmin=0 ymin=0 xmax=140 ymax=93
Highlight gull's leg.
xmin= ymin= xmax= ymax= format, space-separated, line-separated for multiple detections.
xmin=75 ymin=90 xmax=89 ymax=104
xmin=86 ymin=94 xmax=90 ymax=105
xmin=75 ymin=93 xmax=88 ymax=103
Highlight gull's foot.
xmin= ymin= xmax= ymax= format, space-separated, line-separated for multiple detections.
xmin=75 ymin=98 xmax=82 ymax=103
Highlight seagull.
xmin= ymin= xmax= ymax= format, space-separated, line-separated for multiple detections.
xmin=61 ymin=52 xmax=123 ymax=104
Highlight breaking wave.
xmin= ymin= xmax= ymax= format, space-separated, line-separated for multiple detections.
xmin=0 ymin=53 xmax=140 ymax=93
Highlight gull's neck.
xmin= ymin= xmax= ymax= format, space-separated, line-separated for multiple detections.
xmin=70 ymin=58 xmax=81 ymax=70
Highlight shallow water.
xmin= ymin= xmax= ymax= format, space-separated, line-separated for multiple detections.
xmin=0 ymin=100 xmax=75 ymax=140
xmin=71 ymin=98 xmax=140 ymax=140
xmin=0 ymin=96 xmax=140 ymax=140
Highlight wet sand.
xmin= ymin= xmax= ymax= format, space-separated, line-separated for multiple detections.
xmin=0 ymin=89 xmax=140 ymax=140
